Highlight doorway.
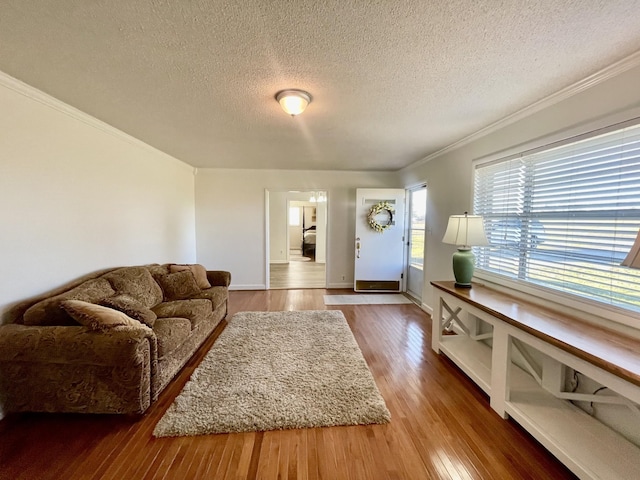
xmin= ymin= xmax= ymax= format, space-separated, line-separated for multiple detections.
xmin=267 ymin=190 xmax=327 ymax=289
xmin=406 ymin=185 xmax=427 ymax=302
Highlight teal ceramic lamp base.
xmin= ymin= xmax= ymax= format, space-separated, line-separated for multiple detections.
xmin=452 ymin=248 xmax=475 ymax=288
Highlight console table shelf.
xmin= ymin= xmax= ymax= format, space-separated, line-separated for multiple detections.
xmin=507 ymin=376 xmax=640 ymax=480
xmin=431 ymin=280 xmax=640 ymax=480
xmin=440 ymin=336 xmax=492 ymax=394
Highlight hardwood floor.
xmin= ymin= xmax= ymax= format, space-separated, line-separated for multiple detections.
xmin=269 ymin=261 xmax=326 ymax=289
xmin=0 ymin=289 xmax=577 ymax=479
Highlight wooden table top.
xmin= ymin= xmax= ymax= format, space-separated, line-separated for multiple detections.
xmin=431 ymin=280 xmax=640 ymax=388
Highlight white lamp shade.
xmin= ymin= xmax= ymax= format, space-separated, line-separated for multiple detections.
xmin=621 ymin=229 xmax=640 ymax=269
xmin=276 ymin=90 xmax=311 ymax=116
xmin=442 ymin=214 xmax=489 ymax=248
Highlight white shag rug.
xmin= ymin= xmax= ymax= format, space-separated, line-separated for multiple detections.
xmin=153 ymin=310 xmax=390 ymax=437
xmin=323 ymin=294 xmax=413 ymax=305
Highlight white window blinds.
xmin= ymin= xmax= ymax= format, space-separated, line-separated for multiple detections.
xmin=474 ymin=122 xmax=640 ymax=314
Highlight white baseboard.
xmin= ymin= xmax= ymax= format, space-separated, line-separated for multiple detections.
xmin=269 ymin=260 xmax=288 ymax=264
xmin=421 ymin=303 xmax=433 ymax=316
xmin=326 ymin=283 xmax=353 ymax=289
xmin=229 ymin=284 xmax=266 ymax=291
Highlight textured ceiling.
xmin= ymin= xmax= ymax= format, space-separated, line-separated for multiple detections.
xmin=1 ymin=1 xmax=640 ymax=171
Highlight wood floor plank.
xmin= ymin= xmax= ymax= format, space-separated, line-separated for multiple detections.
xmin=211 ymin=434 xmax=240 ymax=479
xmin=293 ymin=427 xmax=309 ymax=480
xmin=256 ymin=432 xmax=281 ymax=480
xmin=0 ymin=289 xmax=579 ymax=480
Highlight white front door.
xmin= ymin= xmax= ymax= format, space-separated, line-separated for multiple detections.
xmin=354 ymin=188 xmax=406 ymax=292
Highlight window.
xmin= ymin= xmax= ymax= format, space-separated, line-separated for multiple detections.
xmin=474 ymin=121 xmax=640 ymax=314
xmin=409 ymin=187 xmax=427 ymax=269
xmin=289 ymin=207 xmax=300 ymax=226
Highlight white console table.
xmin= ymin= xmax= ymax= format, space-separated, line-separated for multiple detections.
xmin=431 ymin=280 xmax=640 ymax=480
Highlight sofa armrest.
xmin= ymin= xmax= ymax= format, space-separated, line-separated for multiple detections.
xmin=0 ymin=324 xmax=155 ymax=365
xmin=0 ymin=324 xmax=159 ymax=414
xmin=206 ymin=270 xmax=231 ymax=287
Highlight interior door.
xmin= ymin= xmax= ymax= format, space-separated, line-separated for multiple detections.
xmin=354 ymin=188 xmax=406 ymax=292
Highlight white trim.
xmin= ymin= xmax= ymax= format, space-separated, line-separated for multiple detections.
xmin=327 ymin=283 xmax=353 ymax=289
xmin=401 ymin=49 xmax=640 ymax=173
xmin=0 ymin=70 xmax=190 ymax=171
xmin=421 ymin=303 xmax=433 ymax=316
xmin=229 ymin=284 xmax=266 ymax=291
xmin=264 ymin=189 xmax=271 ymax=290
xmin=324 ymin=193 xmax=331 ymax=290
xmin=286 ymin=199 xmax=292 ymax=263
xmin=405 ymin=181 xmax=428 ymax=191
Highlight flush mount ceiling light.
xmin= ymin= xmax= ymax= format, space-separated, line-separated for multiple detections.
xmin=275 ymin=89 xmax=312 ymax=116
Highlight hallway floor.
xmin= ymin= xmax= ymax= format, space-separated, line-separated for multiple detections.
xmin=270 ymin=252 xmax=326 ymax=289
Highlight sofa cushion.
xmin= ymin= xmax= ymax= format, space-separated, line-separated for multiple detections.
xmin=153 ymin=317 xmax=191 ymax=358
xmin=152 ymin=299 xmax=212 ymax=330
xmin=60 ymin=300 xmax=141 ymax=332
xmin=190 ymin=286 xmax=228 ymax=310
xmin=23 ymin=278 xmax=116 ymax=326
xmin=154 ymin=271 xmax=201 ymax=301
xmin=100 ymin=295 xmax=157 ymax=328
xmin=103 ymin=267 xmax=163 ymax=308
xmin=169 ymin=264 xmax=212 ymax=289
xmin=144 ymin=263 xmax=171 ymax=277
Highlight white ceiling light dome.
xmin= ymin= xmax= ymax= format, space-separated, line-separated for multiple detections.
xmin=276 ymin=89 xmax=312 ymax=116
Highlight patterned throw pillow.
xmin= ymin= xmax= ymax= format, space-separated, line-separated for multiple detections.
xmin=102 ymin=267 xmax=163 ymax=308
xmin=169 ymin=264 xmax=211 ymax=289
xmin=154 ymin=270 xmax=201 ymax=301
xmin=60 ymin=300 xmax=141 ymax=332
xmin=100 ymin=294 xmax=157 ymax=327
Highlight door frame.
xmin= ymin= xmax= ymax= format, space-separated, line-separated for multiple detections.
xmin=265 ymin=189 xmax=329 ymax=290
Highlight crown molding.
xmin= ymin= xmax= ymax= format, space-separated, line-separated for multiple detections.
xmin=401 ymin=49 xmax=640 ymax=173
xmin=0 ymin=70 xmax=190 ymax=169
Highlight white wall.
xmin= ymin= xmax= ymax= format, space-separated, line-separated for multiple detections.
xmin=0 ymin=74 xmax=197 ymax=321
xmin=268 ymin=191 xmax=289 ymax=263
xmin=195 ymin=169 xmax=398 ymax=289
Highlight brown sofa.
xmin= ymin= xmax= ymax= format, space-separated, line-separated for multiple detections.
xmin=0 ymin=263 xmax=230 ymax=415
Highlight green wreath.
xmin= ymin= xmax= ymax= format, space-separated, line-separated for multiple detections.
xmin=367 ymin=201 xmax=394 ymax=233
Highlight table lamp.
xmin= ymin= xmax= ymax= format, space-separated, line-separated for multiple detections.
xmin=442 ymin=212 xmax=489 ymax=288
